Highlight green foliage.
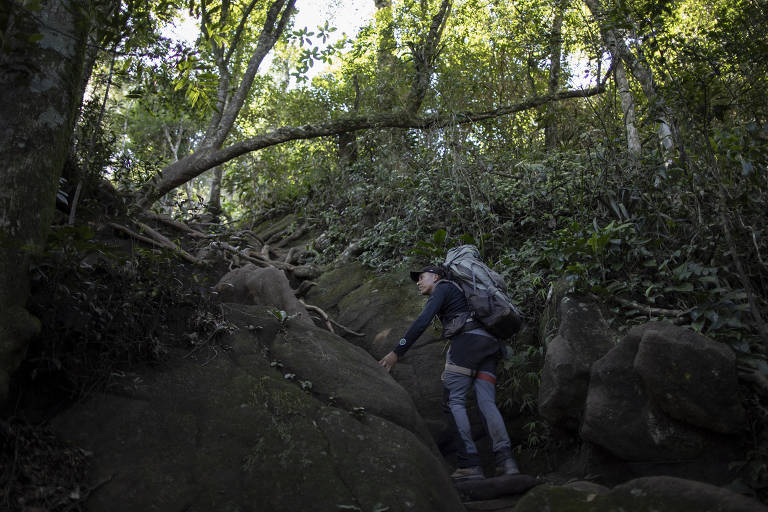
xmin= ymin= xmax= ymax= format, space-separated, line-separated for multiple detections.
xmin=21 ymin=225 xmax=223 ymax=401
xmin=0 ymin=420 xmax=89 ymax=512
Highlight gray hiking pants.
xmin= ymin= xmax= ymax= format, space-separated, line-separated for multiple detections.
xmin=442 ymin=365 xmax=513 ymax=468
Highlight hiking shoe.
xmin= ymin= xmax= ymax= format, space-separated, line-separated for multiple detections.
xmin=450 ymin=466 xmax=484 ymax=481
xmin=496 ymin=458 xmax=520 ymax=476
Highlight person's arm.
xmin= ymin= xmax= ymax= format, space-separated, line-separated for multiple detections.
xmin=379 ymin=285 xmax=447 ymax=371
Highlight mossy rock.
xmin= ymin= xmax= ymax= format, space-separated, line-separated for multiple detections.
xmin=304 ymin=262 xmax=371 ymax=314
xmin=51 ymin=303 xmax=464 ymax=511
xmin=513 ymin=478 xmax=767 ymax=512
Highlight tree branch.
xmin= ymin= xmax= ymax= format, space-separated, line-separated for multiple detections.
xmin=224 ymin=0 xmax=260 ymax=65
xmin=406 ymin=0 xmax=451 ymax=113
xmin=139 ymin=212 xmax=212 ymax=238
xmin=299 ymin=299 xmax=365 ymax=337
xmin=136 ymin=84 xmax=605 ymax=207
xmin=109 ymin=222 xmax=202 ymax=264
xmin=212 ymin=0 xmax=296 ymax=145
xmin=613 ymin=296 xmax=685 ymax=317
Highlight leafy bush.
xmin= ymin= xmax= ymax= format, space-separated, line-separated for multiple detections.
xmin=18 ymin=225 xmax=223 ymax=403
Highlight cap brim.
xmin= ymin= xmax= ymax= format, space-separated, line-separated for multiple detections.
xmin=409 ymin=271 xmax=421 ymax=282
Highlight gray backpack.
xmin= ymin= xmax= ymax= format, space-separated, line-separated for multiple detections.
xmin=443 ymin=245 xmax=523 ymax=339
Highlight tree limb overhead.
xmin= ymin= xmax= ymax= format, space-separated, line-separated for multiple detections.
xmin=136 ymin=84 xmax=606 ymax=207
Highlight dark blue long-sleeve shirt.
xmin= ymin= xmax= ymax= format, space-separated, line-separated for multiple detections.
xmin=394 ymin=280 xmax=501 ymax=371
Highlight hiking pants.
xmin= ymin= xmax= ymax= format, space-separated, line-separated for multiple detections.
xmin=442 ymin=368 xmax=513 ymax=468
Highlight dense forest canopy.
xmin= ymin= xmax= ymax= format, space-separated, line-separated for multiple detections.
xmin=1 ymin=0 xmax=767 ymax=416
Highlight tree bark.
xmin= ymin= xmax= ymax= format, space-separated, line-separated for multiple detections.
xmin=138 ymin=0 xmax=294 ymax=212
xmin=207 ymin=165 xmax=223 ymax=216
xmin=405 ymin=0 xmax=451 ymax=114
xmin=545 ymin=3 xmax=564 ymax=149
xmin=583 ymin=0 xmax=674 ymax=158
xmin=374 ymin=0 xmax=396 ymax=110
xmin=0 ymin=0 xmax=117 ymax=403
xmin=207 ymin=0 xmax=296 ymax=147
xmin=136 ymin=84 xmax=606 ymax=206
xmin=615 ymin=58 xmax=642 ymax=158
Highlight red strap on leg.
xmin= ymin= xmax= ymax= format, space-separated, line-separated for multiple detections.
xmin=476 ymin=372 xmax=496 ymax=385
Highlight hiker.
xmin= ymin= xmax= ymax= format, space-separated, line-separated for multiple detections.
xmin=378 ymin=264 xmax=520 ymax=481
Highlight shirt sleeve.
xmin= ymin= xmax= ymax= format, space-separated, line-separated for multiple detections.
xmin=393 ymin=284 xmax=448 ymax=357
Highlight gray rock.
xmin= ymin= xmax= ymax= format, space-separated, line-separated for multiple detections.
xmin=563 ymin=480 xmax=611 ymax=494
xmin=514 ymin=476 xmax=768 ymax=512
xmin=51 ymin=304 xmax=464 ymax=512
xmin=260 ymin=306 xmax=436 ymax=448
xmin=581 ymin=322 xmax=746 ymax=464
xmin=581 ymin=326 xmax=705 ymax=461
xmin=634 ymin=322 xmax=746 ymax=433
xmin=612 ymin=476 xmax=768 ymax=512
xmin=306 ymin=264 xmax=451 ymax=444
xmin=454 ymin=473 xmax=541 ymax=501
xmin=214 ymin=264 xmax=313 ymax=327
xmin=538 ymin=297 xmax=615 ymax=430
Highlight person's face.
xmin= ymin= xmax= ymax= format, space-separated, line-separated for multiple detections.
xmin=417 ymin=272 xmax=440 ymax=295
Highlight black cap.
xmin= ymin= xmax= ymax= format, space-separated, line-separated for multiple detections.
xmin=410 ymin=265 xmax=445 ymax=282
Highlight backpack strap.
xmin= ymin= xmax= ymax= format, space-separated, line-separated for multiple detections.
xmin=439 ymin=279 xmax=464 ymax=293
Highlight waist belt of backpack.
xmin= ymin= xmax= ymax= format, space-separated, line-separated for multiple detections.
xmin=464 ymin=327 xmax=495 ymax=338
xmin=462 ymin=319 xmax=481 ymax=331
xmin=444 ymin=363 xmax=477 ymax=377
xmin=456 ymin=318 xmax=494 ymax=338
xmin=444 ymin=363 xmax=496 ymax=383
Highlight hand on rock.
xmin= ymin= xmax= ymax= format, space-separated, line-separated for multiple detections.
xmin=379 ymin=351 xmax=398 ymax=372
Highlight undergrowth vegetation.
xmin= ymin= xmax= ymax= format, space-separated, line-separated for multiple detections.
xmin=16 ymin=224 xmax=223 ymax=406
xmin=234 ymin=102 xmax=767 ymax=491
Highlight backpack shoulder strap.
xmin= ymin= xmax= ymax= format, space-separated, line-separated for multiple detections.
xmin=438 ymin=279 xmax=464 ymax=294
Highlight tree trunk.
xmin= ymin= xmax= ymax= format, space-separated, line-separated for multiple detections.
xmin=207 ymin=166 xmax=223 ymax=217
xmin=374 ymin=0 xmax=396 ymax=110
xmin=615 ymin=58 xmax=642 ymax=158
xmin=583 ymin=0 xmax=675 ymax=158
xmin=0 ymin=0 xmax=115 ymax=403
xmin=137 ymin=0 xmax=295 ymax=209
xmin=545 ymin=4 xmax=564 ymax=149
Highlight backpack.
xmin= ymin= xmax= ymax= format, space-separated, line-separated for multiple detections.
xmin=443 ymin=245 xmax=523 ymax=339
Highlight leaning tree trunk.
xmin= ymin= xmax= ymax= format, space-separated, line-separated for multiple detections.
xmin=135 ymin=0 xmax=296 ymax=210
xmin=0 ymin=0 xmax=113 ymax=403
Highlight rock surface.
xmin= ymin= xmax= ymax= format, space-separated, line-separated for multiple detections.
xmin=633 ymin=322 xmax=746 ymax=433
xmin=453 ymin=473 xmax=542 ymax=501
xmin=51 ymin=270 xmax=465 ymax=512
xmin=514 ymin=476 xmax=767 ymax=512
xmin=214 ymin=264 xmax=313 ymax=327
xmin=581 ymin=322 xmax=745 ymax=464
xmin=538 ymin=296 xmax=616 ymax=430
xmin=305 ymin=263 xmax=451 ymax=444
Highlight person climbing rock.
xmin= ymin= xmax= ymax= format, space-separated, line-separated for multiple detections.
xmin=378 ymin=265 xmax=520 ymax=481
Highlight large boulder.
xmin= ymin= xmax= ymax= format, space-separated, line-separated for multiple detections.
xmin=214 ymin=264 xmax=313 ymax=327
xmin=538 ymin=296 xmax=616 ymax=430
xmin=581 ymin=322 xmax=745 ymax=465
xmin=514 ymin=476 xmax=767 ymax=512
xmin=306 ymin=264 xmax=450 ymax=443
xmin=51 ymin=303 xmax=464 ymax=512
xmin=634 ymin=322 xmax=745 ymax=433
xmin=228 ymin=303 xmax=435 ymax=447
